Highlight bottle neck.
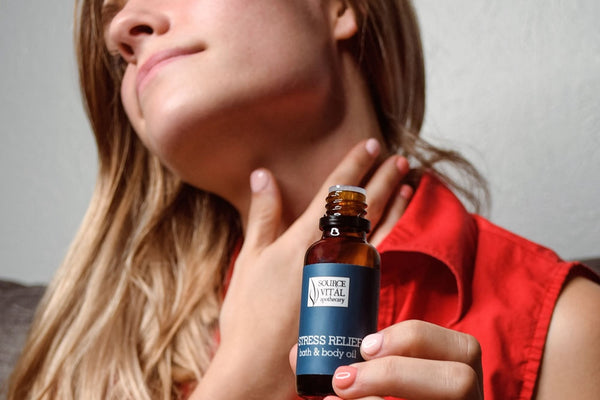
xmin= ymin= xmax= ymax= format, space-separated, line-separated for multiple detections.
xmin=321 ymin=225 xmax=367 ymax=240
xmin=320 ymin=186 xmax=370 ymax=240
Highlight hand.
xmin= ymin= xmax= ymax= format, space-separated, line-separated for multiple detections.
xmin=320 ymin=320 xmax=484 ymax=400
xmin=194 ymin=139 xmax=412 ymax=399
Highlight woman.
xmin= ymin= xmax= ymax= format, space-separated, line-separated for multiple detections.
xmin=8 ymin=0 xmax=600 ymax=399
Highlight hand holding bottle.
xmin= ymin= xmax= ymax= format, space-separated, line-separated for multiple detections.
xmin=290 ymin=320 xmax=484 ymax=400
xmin=191 ymin=139 xmax=412 ymax=399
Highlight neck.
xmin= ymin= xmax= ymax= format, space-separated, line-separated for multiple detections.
xmin=188 ymin=52 xmax=384 ymax=232
xmin=234 ymin=58 xmax=384 ymax=231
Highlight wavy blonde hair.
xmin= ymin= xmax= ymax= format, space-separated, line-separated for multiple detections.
xmin=8 ymin=1 xmax=485 ymax=399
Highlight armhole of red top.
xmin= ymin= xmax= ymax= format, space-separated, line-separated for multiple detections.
xmin=519 ymin=263 xmax=599 ymax=399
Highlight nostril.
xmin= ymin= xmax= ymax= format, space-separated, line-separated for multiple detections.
xmin=112 ymin=24 xmax=153 ymax=62
xmin=119 ymin=43 xmax=135 ymax=58
xmin=130 ymin=25 xmax=153 ymax=36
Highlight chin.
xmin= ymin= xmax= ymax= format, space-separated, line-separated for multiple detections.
xmin=142 ymin=117 xmax=243 ymax=195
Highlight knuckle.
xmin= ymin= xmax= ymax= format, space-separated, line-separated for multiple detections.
xmin=397 ymin=320 xmax=426 ymax=354
xmin=446 ymin=362 xmax=479 ymax=398
xmin=460 ymin=333 xmax=482 ymax=367
xmin=378 ymin=356 xmax=402 ymax=382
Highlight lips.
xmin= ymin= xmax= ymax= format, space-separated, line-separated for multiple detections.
xmin=136 ymin=47 xmax=203 ymax=94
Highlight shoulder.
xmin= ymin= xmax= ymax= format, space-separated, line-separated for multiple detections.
xmin=462 ymin=217 xmax=600 ymax=398
xmin=534 ymin=276 xmax=600 ymax=399
xmin=469 ymin=215 xmax=577 ymax=297
xmin=473 ymin=215 xmax=564 ymax=265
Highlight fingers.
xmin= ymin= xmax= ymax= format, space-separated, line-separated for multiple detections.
xmin=288 ymin=138 xmax=382 ymax=241
xmin=306 ymin=138 xmax=381 ymax=217
xmin=242 ymin=168 xmax=282 ymax=251
xmin=369 ymin=184 xmax=412 ymax=247
xmin=289 ymin=343 xmax=298 ymax=374
xmin=365 ymin=155 xmax=412 ymax=246
xmin=332 ymin=358 xmax=480 ymax=400
xmin=242 ymin=138 xmax=412 ymax=262
xmin=360 ymin=320 xmax=482 ymax=372
xmin=364 ymin=156 xmax=409 ymax=226
xmin=330 ymin=321 xmax=483 ymax=400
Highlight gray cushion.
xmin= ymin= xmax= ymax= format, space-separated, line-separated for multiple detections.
xmin=582 ymin=258 xmax=600 ymax=276
xmin=0 ymin=281 xmax=45 ymax=396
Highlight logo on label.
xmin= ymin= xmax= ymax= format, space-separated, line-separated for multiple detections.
xmin=307 ymin=276 xmax=350 ymax=307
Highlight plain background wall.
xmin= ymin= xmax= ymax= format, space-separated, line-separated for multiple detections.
xmin=1 ymin=1 xmax=599 ymax=284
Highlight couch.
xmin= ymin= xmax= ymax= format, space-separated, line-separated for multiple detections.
xmin=0 ymin=281 xmax=45 ymax=397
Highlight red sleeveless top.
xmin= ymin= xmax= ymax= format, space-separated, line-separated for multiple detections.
xmin=376 ymin=173 xmax=598 ymax=399
xmin=181 ymin=173 xmax=598 ymax=399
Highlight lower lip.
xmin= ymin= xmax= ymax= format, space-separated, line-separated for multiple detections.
xmin=137 ymin=54 xmax=192 ymax=94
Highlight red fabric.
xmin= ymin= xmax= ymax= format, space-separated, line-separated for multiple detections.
xmin=376 ymin=173 xmax=599 ymax=399
xmin=181 ymin=173 xmax=598 ymax=399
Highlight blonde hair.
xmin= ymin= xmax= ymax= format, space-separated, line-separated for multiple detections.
xmin=350 ymin=0 xmax=487 ymax=208
xmin=8 ymin=0 xmax=485 ymax=399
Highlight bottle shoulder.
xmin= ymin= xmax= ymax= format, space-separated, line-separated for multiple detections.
xmin=304 ymin=237 xmax=380 ymax=268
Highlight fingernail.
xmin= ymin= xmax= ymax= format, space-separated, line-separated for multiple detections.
xmin=400 ymin=184 xmax=414 ymax=200
xmin=250 ymin=169 xmax=269 ymax=193
xmin=365 ymin=138 xmax=380 ymax=157
xmin=395 ymin=156 xmax=409 ymax=174
xmin=361 ymin=333 xmax=383 ymax=356
xmin=333 ymin=366 xmax=357 ymax=389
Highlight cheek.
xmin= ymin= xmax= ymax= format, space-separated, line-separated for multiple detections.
xmin=120 ymin=66 xmax=174 ymax=162
xmin=119 ymin=65 xmax=205 ymax=173
xmin=120 ymin=67 xmax=146 ymax=141
xmin=216 ymin=1 xmax=329 ymax=72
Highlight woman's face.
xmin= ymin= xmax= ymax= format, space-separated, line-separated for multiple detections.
xmin=104 ymin=0 xmax=350 ymax=193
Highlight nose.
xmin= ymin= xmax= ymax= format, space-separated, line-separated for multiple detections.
xmin=105 ymin=2 xmax=170 ymax=64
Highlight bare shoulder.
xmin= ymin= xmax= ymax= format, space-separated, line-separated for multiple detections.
xmin=534 ymin=276 xmax=600 ymax=399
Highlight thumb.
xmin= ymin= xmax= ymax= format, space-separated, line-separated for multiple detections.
xmin=243 ymin=168 xmax=282 ymax=251
xmin=289 ymin=343 xmax=298 ymax=374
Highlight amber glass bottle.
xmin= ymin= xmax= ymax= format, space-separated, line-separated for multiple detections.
xmin=296 ymin=185 xmax=380 ymax=399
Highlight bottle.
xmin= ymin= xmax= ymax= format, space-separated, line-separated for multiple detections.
xmin=296 ymin=185 xmax=381 ymax=399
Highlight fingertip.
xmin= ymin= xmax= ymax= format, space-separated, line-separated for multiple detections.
xmin=332 ymin=366 xmax=357 ymax=390
xmin=244 ymin=168 xmax=281 ymax=246
xmin=365 ymin=138 xmax=381 ymax=157
xmin=395 ymin=156 xmax=410 ymax=175
xmin=289 ymin=344 xmax=298 ymax=373
xmin=250 ymin=168 xmax=270 ymax=193
xmin=400 ymin=184 xmax=414 ymax=200
xmin=361 ymin=333 xmax=383 ymax=357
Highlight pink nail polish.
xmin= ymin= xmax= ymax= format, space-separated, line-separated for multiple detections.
xmin=361 ymin=333 xmax=383 ymax=355
xmin=395 ymin=156 xmax=409 ymax=174
xmin=250 ymin=169 xmax=269 ymax=193
xmin=333 ymin=366 xmax=357 ymax=389
xmin=365 ymin=138 xmax=380 ymax=156
xmin=400 ymin=184 xmax=414 ymax=200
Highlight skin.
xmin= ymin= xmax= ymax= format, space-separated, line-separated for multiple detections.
xmin=104 ymin=0 xmax=600 ymax=398
xmin=106 ymin=0 xmax=379 ymax=226
xmin=533 ymin=277 xmax=600 ymax=400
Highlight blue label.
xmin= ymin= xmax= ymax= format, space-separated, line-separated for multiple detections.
xmin=296 ymin=263 xmax=380 ymax=376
